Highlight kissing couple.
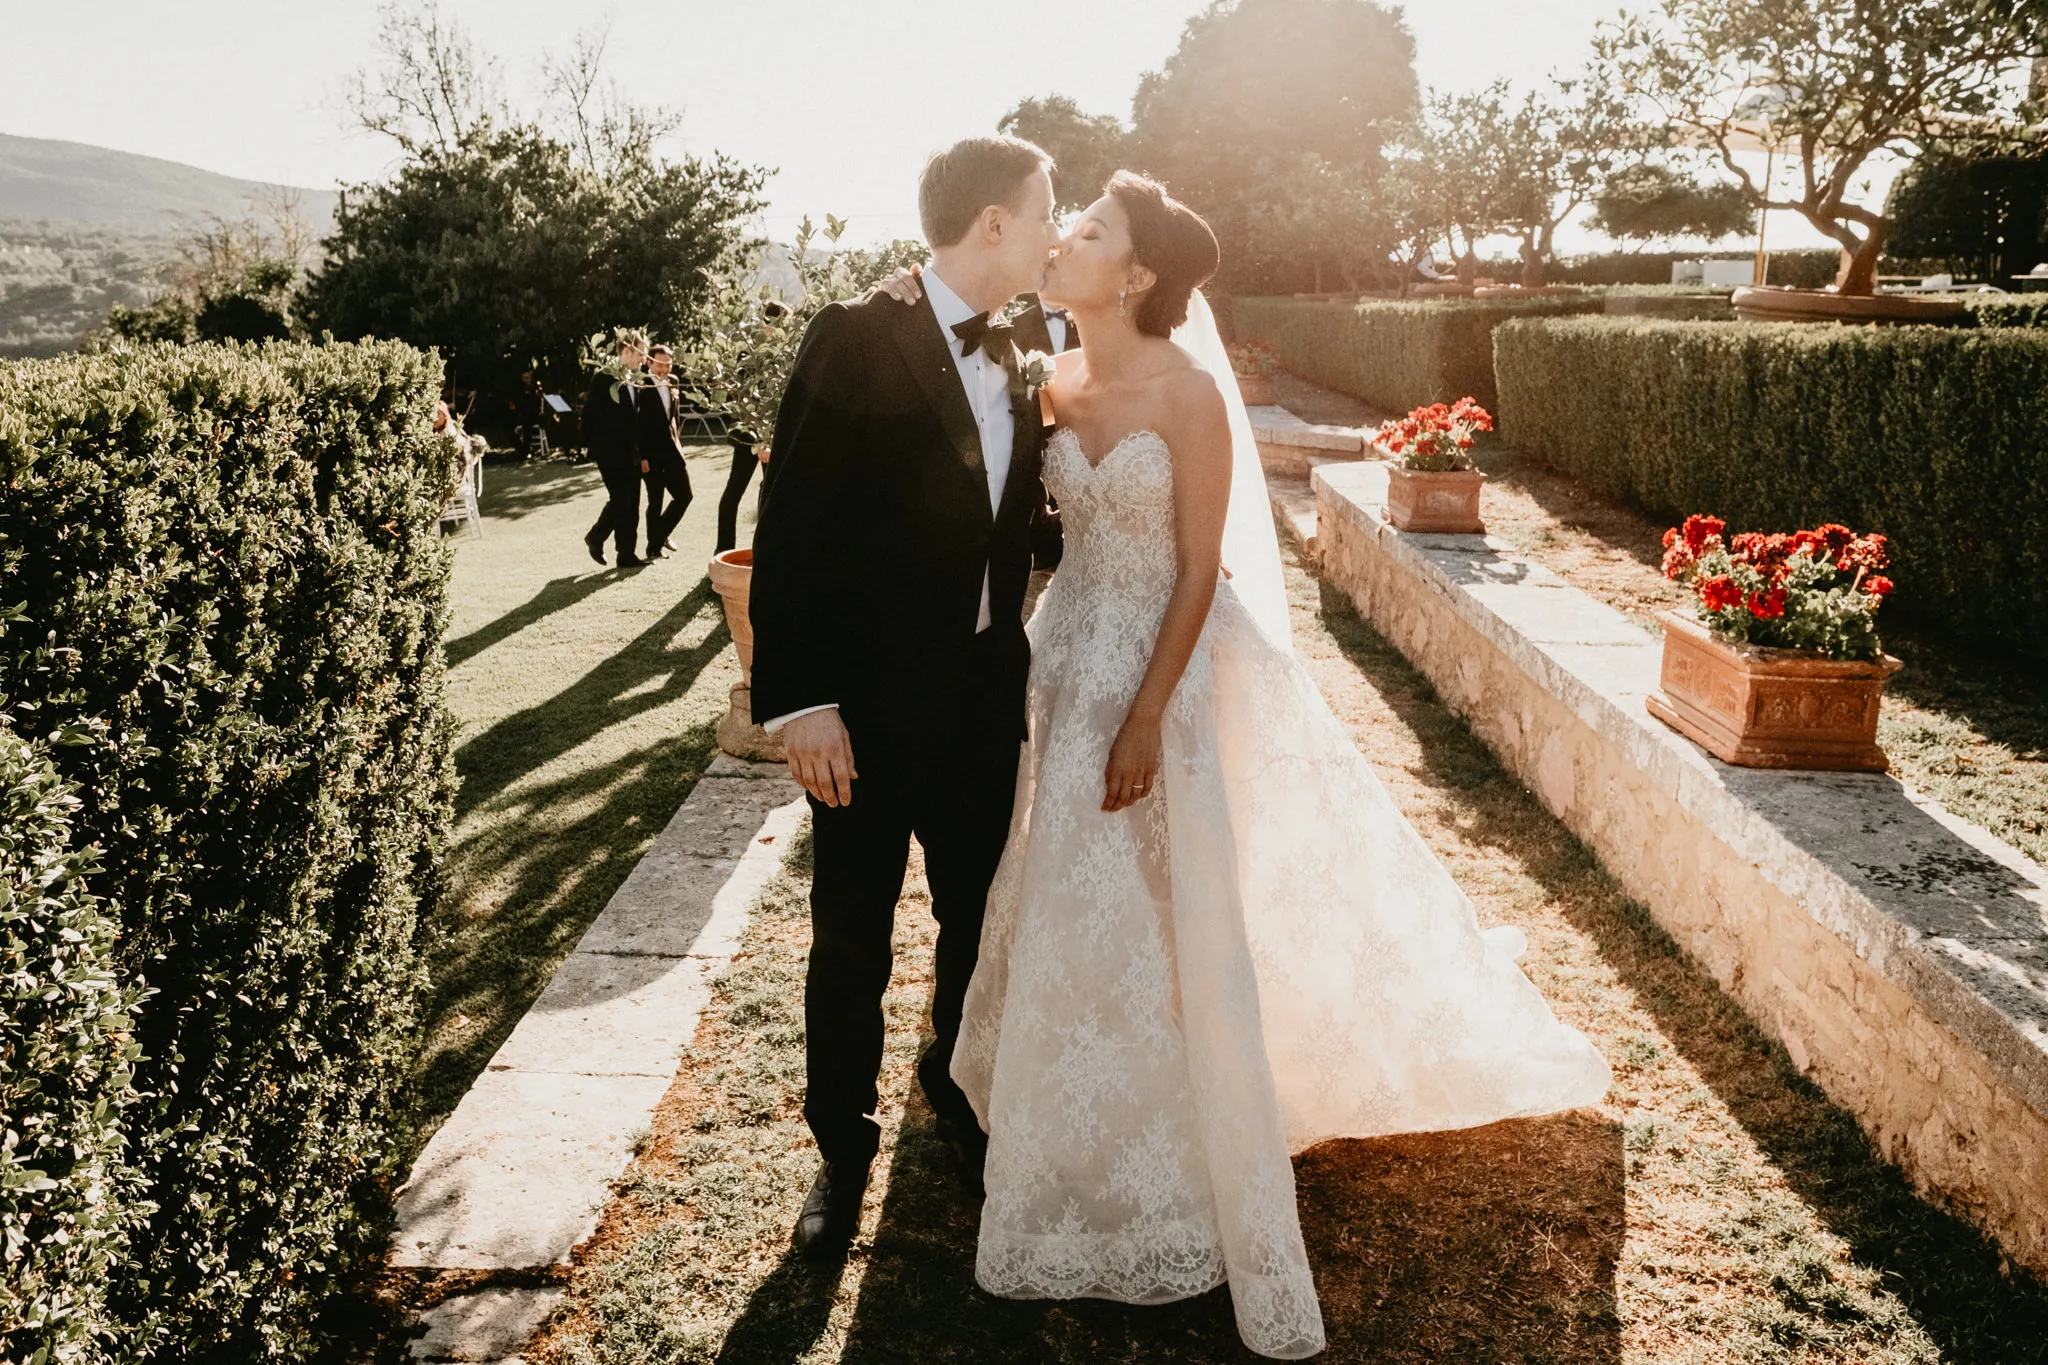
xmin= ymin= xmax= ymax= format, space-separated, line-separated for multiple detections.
xmin=746 ymin=135 xmax=1611 ymax=1359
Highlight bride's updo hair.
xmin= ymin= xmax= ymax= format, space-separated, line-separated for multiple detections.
xmin=1105 ymin=171 xmax=1219 ymax=338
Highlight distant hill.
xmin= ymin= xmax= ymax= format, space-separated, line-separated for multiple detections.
xmin=0 ymin=132 xmax=336 ymax=234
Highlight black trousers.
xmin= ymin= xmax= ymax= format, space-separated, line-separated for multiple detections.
xmin=588 ymin=451 xmax=641 ymax=558
xmin=716 ymin=439 xmax=759 ymax=554
xmin=803 ymin=632 xmax=1024 ymax=1169
xmin=644 ymin=449 xmax=692 ymax=553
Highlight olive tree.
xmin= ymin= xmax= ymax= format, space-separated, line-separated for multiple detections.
xmin=1600 ymin=0 xmax=2046 ymax=294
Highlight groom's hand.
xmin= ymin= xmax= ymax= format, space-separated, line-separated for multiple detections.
xmin=784 ymin=709 xmax=858 ymax=807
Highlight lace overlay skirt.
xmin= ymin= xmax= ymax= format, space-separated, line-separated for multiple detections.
xmin=954 ymin=576 xmax=1610 ymax=1361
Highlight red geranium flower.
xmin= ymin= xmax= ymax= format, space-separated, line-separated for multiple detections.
xmin=1747 ymin=588 xmax=1787 ymax=619
xmin=1681 ymin=514 xmax=1726 ymax=556
xmin=1698 ymin=575 xmax=1743 ymax=611
xmin=1865 ymin=575 xmax=1895 ymax=597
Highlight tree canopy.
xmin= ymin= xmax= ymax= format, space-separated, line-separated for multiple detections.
xmin=998 ymin=96 xmax=1130 ymax=213
xmin=1601 ymin=0 xmax=2046 ymax=292
xmin=1129 ymin=0 xmax=1419 ymax=292
xmin=298 ymin=124 xmax=764 ymax=401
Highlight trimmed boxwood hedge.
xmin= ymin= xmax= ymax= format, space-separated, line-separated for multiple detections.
xmin=1963 ymin=294 xmax=2048 ymax=329
xmin=1494 ymin=316 xmax=2048 ymax=655
xmin=1 ymin=716 xmax=151 ymax=1365
xmin=0 ymin=340 xmax=458 ymax=1360
xmin=1232 ymin=294 xmax=1605 ymax=413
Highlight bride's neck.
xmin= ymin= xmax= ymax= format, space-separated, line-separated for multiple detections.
xmin=1068 ymin=304 xmax=1146 ymax=378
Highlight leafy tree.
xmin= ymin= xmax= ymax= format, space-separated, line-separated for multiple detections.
xmin=1385 ymin=85 xmax=1543 ymax=285
xmin=1496 ymin=72 xmax=1642 ymax=284
xmin=102 ymin=198 xmax=317 ymax=344
xmin=1239 ymin=153 xmax=1400 ymax=292
xmin=1887 ymin=151 xmax=2048 ymax=280
xmin=999 ymin=96 xmax=1129 ymax=212
xmin=1600 ymin=0 xmax=2046 ymax=294
xmin=298 ymin=124 xmax=765 ymax=406
xmin=1130 ymin=0 xmax=1420 ymax=292
xmin=1591 ymin=163 xmax=1757 ymax=243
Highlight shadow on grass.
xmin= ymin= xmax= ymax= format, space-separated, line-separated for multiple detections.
xmin=1313 ymin=576 xmax=2048 ymax=1364
xmin=452 ymin=578 xmax=726 ymax=820
xmin=477 ymin=458 xmax=599 ymax=523
xmin=443 ymin=572 xmax=613 ymax=669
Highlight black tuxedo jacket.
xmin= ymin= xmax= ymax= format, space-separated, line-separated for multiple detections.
xmin=750 ymin=292 xmax=1053 ymax=765
xmin=1011 ymin=294 xmax=1076 ymax=356
xmin=638 ymin=381 xmax=687 ymax=463
xmin=582 ymin=378 xmax=640 ymax=465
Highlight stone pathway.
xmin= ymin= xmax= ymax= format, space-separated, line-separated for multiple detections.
xmin=393 ymin=753 xmax=806 ymax=1361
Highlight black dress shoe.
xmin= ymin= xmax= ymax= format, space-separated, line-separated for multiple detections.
xmin=934 ymin=1115 xmax=987 ymax=1199
xmin=793 ymin=1160 xmax=870 ymax=1262
xmin=584 ymin=531 xmax=606 ymax=565
xmin=616 ymin=553 xmax=646 ymax=568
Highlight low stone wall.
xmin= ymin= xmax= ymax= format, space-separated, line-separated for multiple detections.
xmin=1313 ymin=461 xmax=2048 ymax=1274
xmin=1249 ymin=405 xmax=1366 ymax=479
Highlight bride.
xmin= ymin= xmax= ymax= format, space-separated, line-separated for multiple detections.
xmin=937 ymin=173 xmax=1612 ymax=1360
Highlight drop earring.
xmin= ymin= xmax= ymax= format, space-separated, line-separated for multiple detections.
xmin=1118 ymin=288 xmax=1128 ymax=319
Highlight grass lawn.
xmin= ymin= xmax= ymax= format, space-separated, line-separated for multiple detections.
xmin=526 ymin=529 xmax=2048 ymax=1365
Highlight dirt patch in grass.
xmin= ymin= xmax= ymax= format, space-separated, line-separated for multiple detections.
xmin=523 ymin=534 xmax=2048 ymax=1364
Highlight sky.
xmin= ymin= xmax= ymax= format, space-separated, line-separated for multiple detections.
xmin=0 ymin=0 xmax=1852 ymax=253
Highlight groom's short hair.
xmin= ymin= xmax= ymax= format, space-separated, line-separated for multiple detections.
xmin=919 ymin=136 xmax=1053 ymax=248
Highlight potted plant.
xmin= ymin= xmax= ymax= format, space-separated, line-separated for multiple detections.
xmin=669 ymin=216 xmax=926 ymax=760
xmin=1371 ymin=397 xmax=1492 ymax=534
xmin=1228 ymin=340 xmax=1283 ymax=406
xmin=1648 ymin=514 xmax=1902 ymax=770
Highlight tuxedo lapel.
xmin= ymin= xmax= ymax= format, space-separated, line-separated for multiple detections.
xmin=890 ymin=295 xmax=987 ymax=498
xmin=996 ymin=343 xmax=1045 ymax=527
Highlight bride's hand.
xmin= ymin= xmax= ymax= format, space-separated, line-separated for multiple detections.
xmin=1102 ymin=710 xmax=1163 ymax=813
xmin=871 ymin=263 xmax=925 ymax=305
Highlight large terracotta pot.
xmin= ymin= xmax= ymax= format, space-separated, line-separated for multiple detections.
xmin=1646 ymin=610 xmax=1901 ymax=771
xmin=1236 ymin=372 xmax=1277 ymax=407
xmin=1384 ymin=466 xmax=1485 ymax=534
xmin=1730 ymin=286 xmax=1966 ymax=326
xmin=707 ymin=549 xmax=785 ymax=763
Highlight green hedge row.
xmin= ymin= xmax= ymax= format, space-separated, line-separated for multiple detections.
xmin=1 ymin=717 xmax=151 ymax=1365
xmin=1232 ymin=294 xmax=1605 ymax=413
xmin=1963 ymin=294 xmax=2048 ymax=328
xmin=1493 ymin=316 xmax=2048 ymax=655
xmin=0 ymin=340 xmax=458 ymax=1361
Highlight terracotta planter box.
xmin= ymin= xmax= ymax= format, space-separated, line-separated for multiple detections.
xmin=1384 ymin=466 xmax=1485 ymax=534
xmin=707 ymin=548 xmax=784 ymax=763
xmin=1646 ymin=610 xmax=1901 ymax=771
xmin=1236 ymin=372 xmax=1277 ymax=406
xmin=1731 ymin=286 xmax=1966 ymax=326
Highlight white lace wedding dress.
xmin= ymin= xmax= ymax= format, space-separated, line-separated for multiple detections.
xmin=952 ymin=425 xmax=1613 ymax=1360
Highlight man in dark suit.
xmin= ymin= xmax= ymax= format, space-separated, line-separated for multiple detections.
xmin=748 ymin=135 xmax=1061 ymax=1262
xmin=1010 ymin=291 xmax=1078 ymax=356
xmin=582 ymin=333 xmax=647 ymax=567
xmin=640 ymin=344 xmax=694 ymax=558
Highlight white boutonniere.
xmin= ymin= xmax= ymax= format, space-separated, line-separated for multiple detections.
xmin=1011 ymin=349 xmax=1057 ymax=402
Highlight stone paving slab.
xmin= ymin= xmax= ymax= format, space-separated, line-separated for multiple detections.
xmin=1248 ymin=404 xmax=1367 ymax=452
xmin=411 ymin=1287 xmax=563 ymax=1362
xmin=391 ymin=759 xmax=806 ymax=1273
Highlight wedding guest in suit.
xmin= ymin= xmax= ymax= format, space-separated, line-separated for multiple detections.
xmin=1010 ymin=291 xmax=1078 ymax=355
xmin=582 ymin=332 xmax=647 ymax=567
xmin=713 ymin=299 xmax=793 ymax=555
xmin=641 ymin=344 xmax=695 ymax=559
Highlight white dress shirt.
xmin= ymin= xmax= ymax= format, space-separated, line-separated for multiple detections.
xmin=761 ymin=266 xmax=1018 ymax=734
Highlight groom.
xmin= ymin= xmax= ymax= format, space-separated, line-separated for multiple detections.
xmin=748 ymin=135 xmax=1060 ymax=1261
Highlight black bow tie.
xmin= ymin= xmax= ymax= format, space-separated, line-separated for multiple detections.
xmin=951 ymin=312 xmax=1016 ymax=363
